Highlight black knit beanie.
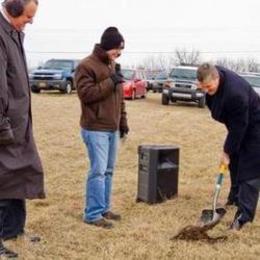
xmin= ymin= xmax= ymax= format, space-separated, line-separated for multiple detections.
xmin=100 ymin=27 xmax=125 ymax=51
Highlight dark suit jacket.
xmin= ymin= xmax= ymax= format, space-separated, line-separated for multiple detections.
xmin=206 ymin=66 xmax=260 ymax=181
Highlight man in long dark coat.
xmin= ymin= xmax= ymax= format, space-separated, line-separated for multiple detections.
xmin=197 ymin=63 xmax=260 ymax=231
xmin=0 ymin=0 xmax=45 ymax=257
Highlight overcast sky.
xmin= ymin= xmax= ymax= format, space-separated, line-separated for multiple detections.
xmin=13 ymin=0 xmax=260 ymax=67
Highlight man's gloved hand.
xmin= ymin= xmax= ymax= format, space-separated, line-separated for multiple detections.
xmin=110 ymin=73 xmax=124 ymax=85
xmin=111 ymin=63 xmax=125 ymax=90
xmin=120 ymin=125 xmax=129 ymax=139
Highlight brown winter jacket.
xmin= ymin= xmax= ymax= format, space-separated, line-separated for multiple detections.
xmin=75 ymin=44 xmax=128 ymax=131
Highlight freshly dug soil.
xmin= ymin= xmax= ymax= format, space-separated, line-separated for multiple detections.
xmin=171 ymin=225 xmax=227 ymax=243
xmin=172 ymin=208 xmax=227 ymax=243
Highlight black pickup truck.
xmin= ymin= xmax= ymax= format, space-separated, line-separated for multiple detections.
xmin=29 ymin=59 xmax=80 ymax=94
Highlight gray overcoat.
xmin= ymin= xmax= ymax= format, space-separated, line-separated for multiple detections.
xmin=0 ymin=13 xmax=45 ymax=199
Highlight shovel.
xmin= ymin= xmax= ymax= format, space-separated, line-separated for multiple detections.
xmin=199 ymin=163 xmax=228 ymax=227
xmin=172 ymin=164 xmax=229 ymax=242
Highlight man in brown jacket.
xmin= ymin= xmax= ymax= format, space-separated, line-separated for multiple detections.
xmin=75 ymin=27 xmax=128 ymax=229
xmin=0 ymin=0 xmax=45 ymax=257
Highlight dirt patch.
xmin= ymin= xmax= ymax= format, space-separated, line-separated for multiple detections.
xmin=171 ymin=225 xmax=227 ymax=243
xmin=172 ymin=208 xmax=227 ymax=243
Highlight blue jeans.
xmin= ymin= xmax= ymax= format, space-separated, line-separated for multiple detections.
xmin=81 ymin=129 xmax=119 ymax=222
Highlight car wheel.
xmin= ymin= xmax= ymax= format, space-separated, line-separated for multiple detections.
xmin=31 ymin=86 xmax=40 ymax=93
xmin=61 ymin=81 xmax=73 ymax=94
xmin=162 ymin=93 xmax=169 ymax=105
xmin=198 ymin=96 xmax=206 ymax=108
xmin=131 ymin=90 xmax=136 ymax=100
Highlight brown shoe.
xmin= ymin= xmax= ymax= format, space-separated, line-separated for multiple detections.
xmin=85 ymin=218 xmax=113 ymax=229
xmin=102 ymin=211 xmax=121 ymax=221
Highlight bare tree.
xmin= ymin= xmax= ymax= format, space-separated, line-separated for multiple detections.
xmin=247 ymin=58 xmax=259 ymax=72
xmin=125 ymin=49 xmax=260 ymax=74
xmin=137 ymin=54 xmax=176 ymax=72
xmin=139 ymin=55 xmax=158 ymax=71
xmin=215 ymin=57 xmax=259 ymax=72
xmin=174 ymin=48 xmax=201 ymax=65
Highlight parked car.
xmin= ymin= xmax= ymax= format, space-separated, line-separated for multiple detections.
xmin=29 ymin=59 xmax=80 ymax=94
xmin=239 ymin=73 xmax=260 ymax=96
xmin=145 ymin=71 xmax=160 ymax=92
xmin=121 ymin=69 xmax=147 ymax=99
xmin=161 ymin=65 xmax=206 ymax=108
xmin=152 ymin=71 xmax=168 ymax=93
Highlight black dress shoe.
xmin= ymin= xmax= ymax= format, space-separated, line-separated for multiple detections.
xmin=230 ymin=218 xmax=244 ymax=231
xmin=3 ymin=232 xmax=40 ymax=243
xmin=0 ymin=241 xmax=18 ymax=258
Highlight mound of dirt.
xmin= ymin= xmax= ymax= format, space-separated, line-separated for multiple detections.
xmin=171 ymin=225 xmax=227 ymax=243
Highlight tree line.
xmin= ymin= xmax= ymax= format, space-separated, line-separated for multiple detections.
xmin=134 ymin=48 xmax=260 ymax=73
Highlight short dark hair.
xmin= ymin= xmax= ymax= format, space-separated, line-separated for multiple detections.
xmin=197 ymin=63 xmax=219 ymax=83
xmin=2 ymin=0 xmax=38 ymax=18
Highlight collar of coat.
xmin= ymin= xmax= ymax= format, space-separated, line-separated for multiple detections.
xmin=0 ymin=7 xmax=10 ymax=23
xmin=215 ymin=66 xmax=225 ymax=95
xmin=0 ymin=12 xmax=25 ymax=41
xmin=92 ymin=44 xmax=111 ymax=65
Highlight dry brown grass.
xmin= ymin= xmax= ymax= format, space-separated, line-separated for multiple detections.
xmin=4 ymin=92 xmax=260 ymax=259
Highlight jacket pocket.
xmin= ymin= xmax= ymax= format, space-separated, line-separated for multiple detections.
xmin=85 ymin=103 xmax=99 ymax=123
xmin=0 ymin=127 xmax=15 ymax=145
xmin=0 ymin=116 xmax=15 ymax=145
xmin=97 ymin=103 xmax=111 ymax=121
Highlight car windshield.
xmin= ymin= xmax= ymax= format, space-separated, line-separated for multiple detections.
xmin=155 ymin=72 xmax=168 ymax=80
xmin=121 ymin=69 xmax=135 ymax=80
xmin=146 ymin=75 xmax=155 ymax=80
xmin=241 ymin=75 xmax=260 ymax=88
xmin=169 ymin=68 xmax=197 ymax=80
xmin=43 ymin=60 xmax=73 ymax=71
xmin=146 ymin=71 xmax=159 ymax=80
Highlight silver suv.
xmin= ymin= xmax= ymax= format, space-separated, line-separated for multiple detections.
xmin=239 ymin=72 xmax=260 ymax=96
xmin=161 ymin=66 xmax=206 ymax=108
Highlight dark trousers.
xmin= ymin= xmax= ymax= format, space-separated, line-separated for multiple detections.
xmin=0 ymin=199 xmax=26 ymax=240
xmin=235 ymin=178 xmax=260 ymax=224
xmin=227 ymin=154 xmax=239 ymax=204
xmin=228 ymin=154 xmax=260 ymax=224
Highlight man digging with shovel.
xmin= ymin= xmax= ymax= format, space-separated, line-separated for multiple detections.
xmin=197 ymin=63 xmax=260 ymax=231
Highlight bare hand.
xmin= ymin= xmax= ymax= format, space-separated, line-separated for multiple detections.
xmin=220 ymin=151 xmax=230 ymax=166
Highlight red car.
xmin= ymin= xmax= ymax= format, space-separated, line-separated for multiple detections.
xmin=121 ymin=69 xmax=147 ymax=99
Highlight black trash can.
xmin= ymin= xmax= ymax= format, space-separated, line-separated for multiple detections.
xmin=137 ymin=145 xmax=179 ymax=204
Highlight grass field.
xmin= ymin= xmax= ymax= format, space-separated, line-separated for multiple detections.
xmin=4 ymin=92 xmax=260 ymax=260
